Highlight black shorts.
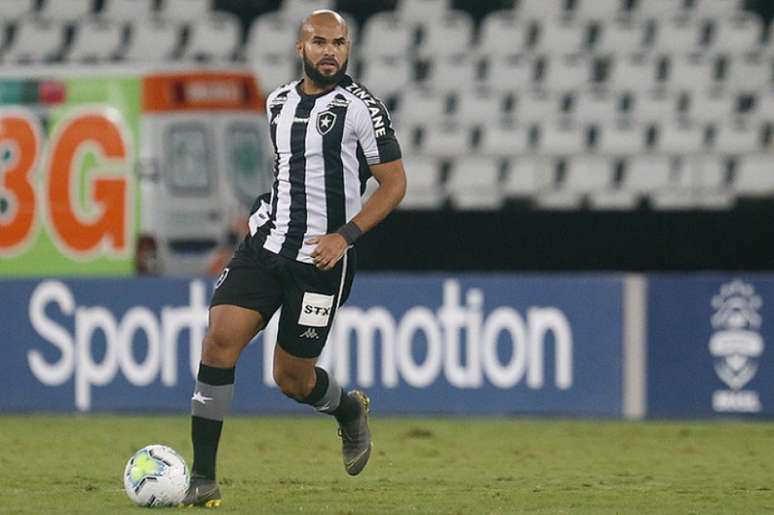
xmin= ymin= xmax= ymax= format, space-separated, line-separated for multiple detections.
xmin=210 ymin=240 xmax=356 ymax=358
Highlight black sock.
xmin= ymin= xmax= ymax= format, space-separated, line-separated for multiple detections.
xmin=191 ymin=364 xmax=235 ymax=480
xmin=332 ymin=389 xmax=362 ymax=425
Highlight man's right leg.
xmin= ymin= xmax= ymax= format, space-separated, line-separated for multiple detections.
xmin=183 ymin=304 xmax=264 ymax=508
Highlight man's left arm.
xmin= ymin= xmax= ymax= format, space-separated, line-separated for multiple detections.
xmin=309 ymin=159 xmax=406 ymax=270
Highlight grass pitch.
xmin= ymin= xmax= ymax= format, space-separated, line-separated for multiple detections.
xmin=2 ymin=415 xmax=774 ymax=514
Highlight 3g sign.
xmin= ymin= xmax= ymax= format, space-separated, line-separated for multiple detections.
xmin=0 ymin=108 xmax=132 ymax=258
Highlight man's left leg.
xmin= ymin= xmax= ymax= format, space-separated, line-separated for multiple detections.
xmin=272 ymin=344 xmax=372 ymax=476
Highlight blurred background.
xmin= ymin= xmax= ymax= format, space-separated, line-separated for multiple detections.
xmin=1 ymin=0 xmax=774 ymax=420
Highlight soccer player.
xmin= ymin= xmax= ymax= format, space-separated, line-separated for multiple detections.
xmin=181 ymin=9 xmax=407 ymax=508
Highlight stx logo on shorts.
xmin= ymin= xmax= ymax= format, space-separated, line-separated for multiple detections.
xmin=298 ymin=292 xmax=334 ymax=327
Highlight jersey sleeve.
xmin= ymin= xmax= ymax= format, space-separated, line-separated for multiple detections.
xmin=352 ymin=96 xmax=402 ymax=166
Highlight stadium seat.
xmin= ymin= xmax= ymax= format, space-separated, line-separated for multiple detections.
xmin=627 ymin=91 xmax=680 ymax=123
xmin=589 ymin=159 xmax=640 ymax=209
xmin=664 ymin=55 xmax=720 ymax=94
xmin=539 ymin=55 xmax=594 ymax=91
xmin=630 ymin=0 xmax=688 ymax=19
xmin=621 ymin=155 xmax=674 ymax=197
xmin=279 ymin=0 xmax=335 ymax=23
xmin=707 ymin=13 xmax=764 ymax=54
xmin=393 ymin=88 xmax=450 ymax=128
xmin=485 ymin=55 xmax=538 ymax=92
xmin=0 ymin=0 xmax=35 ymax=20
xmin=100 ymin=0 xmax=155 ymax=22
xmin=476 ymin=10 xmax=529 ymax=60
xmin=479 ymin=123 xmax=532 ymax=157
xmin=654 ymin=122 xmax=706 ymax=154
xmin=648 ymin=17 xmax=706 ymax=56
xmin=516 ymin=0 xmax=567 ymax=19
xmin=122 ymin=17 xmax=181 ymax=62
xmin=396 ymin=0 xmax=452 ymax=20
xmin=2 ymin=18 xmax=65 ymax=63
xmin=416 ymin=11 xmax=474 ymax=60
xmin=688 ymin=155 xmax=735 ymax=209
xmin=359 ymin=56 xmax=413 ymax=98
xmin=414 ymin=122 xmax=472 ymax=158
xmin=532 ymin=19 xmax=590 ymax=57
xmin=503 ymin=156 xmax=548 ymax=201
xmin=422 ymin=56 xmax=479 ymax=93
xmin=750 ymin=90 xmax=774 ymax=122
xmin=571 ymin=0 xmax=628 ymax=20
xmin=723 ymin=55 xmax=773 ymax=94
xmin=446 ymin=156 xmax=504 ymax=209
xmin=157 ymin=0 xmax=212 ymax=24
xmin=536 ymin=156 xmax=615 ymax=209
xmin=682 ymin=91 xmax=738 ymax=123
xmin=400 ymin=157 xmax=445 ymax=209
xmin=733 ymin=154 xmax=774 ymax=197
xmin=252 ymin=54 xmax=297 ymax=94
xmin=595 ymin=121 xmax=646 ymax=155
xmin=37 ymin=0 xmax=94 ymax=23
xmin=67 ymin=18 xmax=125 ymax=62
xmin=569 ymin=90 xmax=622 ymax=123
xmin=690 ymin=0 xmax=744 ymax=17
xmin=513 ymin=90 xmax=563 ymax=124
xmin=606 ymin=55 xmax=659 ymax=92
xmin=710 ymin=121 xmax=762 ymax=155
xmin=182 ymin=12 xmax=241 ymax=62
xmin=360 ymin=12 xmax=415 ymax=61
xmin=536 ymin=122 xmax=588 ymax=156
xmin=245 ymin=12 xmax=297 ymax=60
xmin=454 ymin=90 xmax=508 ymax=127
xmin=593 ymin=19 xmax=647 ymax=57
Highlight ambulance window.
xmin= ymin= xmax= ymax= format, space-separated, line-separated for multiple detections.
xmin=226 ymin=123 xmax=270 ymax=205
xmin=165 ymin=124 xmax=213 ymax=194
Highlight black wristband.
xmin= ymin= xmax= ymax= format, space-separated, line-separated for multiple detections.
xmin=336 ymin=221 xmax=363 ymax=245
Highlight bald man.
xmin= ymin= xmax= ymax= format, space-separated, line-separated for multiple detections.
xmin=180 ymin=9 xmax=406 ymax=508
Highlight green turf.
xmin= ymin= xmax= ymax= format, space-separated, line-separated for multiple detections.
xmin=2 ymin=415 xmax=774 ymax=514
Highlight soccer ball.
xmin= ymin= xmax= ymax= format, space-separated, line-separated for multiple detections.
xmin=123 ymin=445 xmax=189 ymax=507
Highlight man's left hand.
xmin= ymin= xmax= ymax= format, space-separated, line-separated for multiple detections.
xmin=307 ymin=233 xmax=348 ymax=271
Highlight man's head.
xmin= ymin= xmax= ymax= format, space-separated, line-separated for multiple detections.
xmin=297 ymin=10 xmax=350 ymax=89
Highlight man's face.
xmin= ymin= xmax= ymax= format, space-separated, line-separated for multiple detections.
xmin=298 ymin=21 xmax=350 ymax=88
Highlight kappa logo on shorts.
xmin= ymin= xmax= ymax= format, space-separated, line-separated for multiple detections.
xmin=300 ymin=328 xmax=320 ymax=340
xmin=316 ymin=111 xmax=337 ymax=136
xmin=214 ymin=268 xmax=229 ymax=289
xmin=298 ymin=292 xmax=335 ymax=327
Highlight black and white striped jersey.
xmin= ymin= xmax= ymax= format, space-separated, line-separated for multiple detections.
xmin=248 ymin=74 xmax=402 ymax=264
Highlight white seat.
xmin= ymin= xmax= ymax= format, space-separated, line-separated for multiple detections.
xmin=100 ymin=0 xmax=155 ymax=22
xmin=537 ymin=156 xmax=615 ymax=209
xmin=252 ymin=55 xmax=297 ymax=94
xmin=3 ymin=18 xmax=64 ymax=63
xmin=594 ymin=19 xmax=647 ymax=57
xmin=589 ymin=159 xmax=639 ymax=209
xmin=665 ymin=55 xmax=719 ymax=94
xmin=628 ymin=91 xmax=679 ymax=123
xmin=631 ymin=0 xmax=687 ymax=19
xmin=393 ymin=88 xmax=449 ymax=128
xmin=723 ymin=55 xmax=773 ymax=94
xmin=540 ymin=55 xmax=593 ymax=90
xmin=485 ymin=55 xmax=538 ymax=92
xmin=122 ymin=17 xmax=181 ymax=62
xmin=571 ymin=0 xmax=627 ymax=20
xmin=624 ymin=155 xmax=674 ymax=194
xmin=536 ymin=122 xmax=588 ymax=156
xmin=67 ymin=18 xmax=124 ymax=62
xmin=596 ymin=121 xmax=646 ymax=155
xmin=360 ymin=12 xmax=414 ymax=60
xmin=0 ymin=0 xmax=35 ymax=20
xmin=606 ymin=55 xmax=659 ymax=91
xmin=569 ymin=90 xmax=622 ymax=123
xmin=245 ymin=12 xmax=297 ymax=60
xmin=504 ymin=157 xmax=549 ymax=199
xmin=400 ymin=157 xmax=445 ymax=209
xmin=708 ymin=13 xmax=764 ymax=54
xmin=688 ymin=155 xmax=735 ymax=209
xmin=516 ymin=0 xmax=567 ymax=19
xmin=532 ymin=19 xmax=590 ymax=57
xmin=476 ymin=10 xmax=529 ymax=60
xmin=750 ymin=90 xmax=774 ymax=122
xmin=279 ymin=0 xmax=335 ymax=23
xmin=454 ymin=91 xmax=507 ymax=127
xmin=416 ymin=122 xmax=472 ymax=158
xmin=690 ymin=0 xmax=744 ymax=16
xmin=182 ymin=12 xmax=241 ymax=62
xmin=422 ymin=56 xmax=479 ymax=93
xmin=396 ymin=0 xmax=452 ymax=20
xmin=711 ymin=121 xmax=762 ymax=155
xmin=157 ymin=0 xmax=211 ymax=23
xmin=38 ymin=0 xmax=93 ymax=23
xmin=479 ymin=124 xmax=532 ymax=157
xmin=417 ymin=11 xmax=474 ymax=60
xmin=683 ymin=91 xmax=738 ymax=123
xmin=359 ymin=57 xmax=412 ymax=98
xmin=649 ymin=17 xmax=706 ymax=55
xmin=655 ymin=122 xmax=706 ymax=154
xmin=649 ymin=157 xmax=697 ymax=209
xmin=514 ymin=91 xmax=562 ymax=123
xmin=447 ymin=156 xmax=504 ymax=209
xmin=733 ymin=154 xmax=774 ymax=196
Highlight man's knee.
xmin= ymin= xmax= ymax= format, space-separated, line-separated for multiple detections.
xmin=273 ymin=368 xmax=314 ymax=401
xmin=201 ymin=331 xmax=241 ymax=367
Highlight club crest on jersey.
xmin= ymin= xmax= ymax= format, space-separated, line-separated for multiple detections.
xmin=316 ymin=111 xmax=337 ymax=136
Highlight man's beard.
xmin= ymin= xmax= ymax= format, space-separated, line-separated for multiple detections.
xmin=302 ymin=51 xmax=348 ymax=88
